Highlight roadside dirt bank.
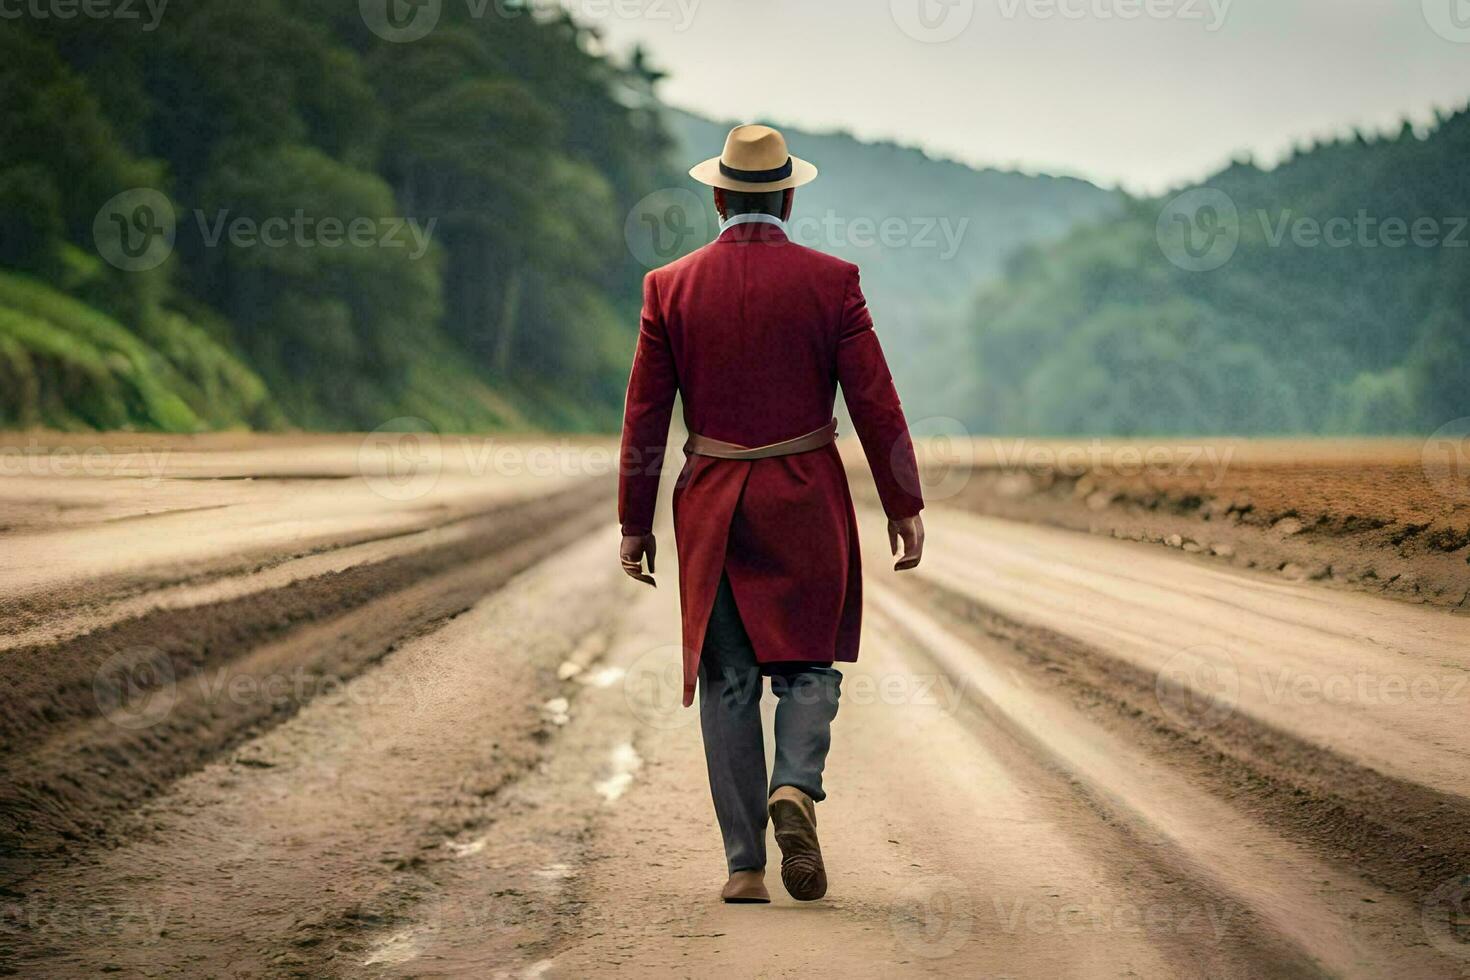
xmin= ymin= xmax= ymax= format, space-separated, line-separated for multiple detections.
xmin=849 ymin=438 xmax=1470 ymax=610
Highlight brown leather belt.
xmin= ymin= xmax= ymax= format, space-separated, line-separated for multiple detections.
xmin=684 ymin=418 xmax=838 ymax=460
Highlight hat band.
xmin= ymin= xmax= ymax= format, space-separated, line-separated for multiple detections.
xmin=718 ymin=157 xmax=793 ymax=184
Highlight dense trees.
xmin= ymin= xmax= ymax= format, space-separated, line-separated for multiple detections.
xmin=0 ymin=1 xmax=677 ymax=430
xmin=958 ymin=110 xmax=1470 ymax=436
xmin=3 ymin=6 xmax=1463 ymax=437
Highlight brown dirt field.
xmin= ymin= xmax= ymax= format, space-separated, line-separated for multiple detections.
xmin=849 ymin=438 xmax=1470 ymax=611
xmin=3 ymin=433 xmax=1468 ymax=977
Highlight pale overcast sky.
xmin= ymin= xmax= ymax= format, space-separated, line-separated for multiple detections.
xmin=580 ymin=0 xmax=1470 ymax=194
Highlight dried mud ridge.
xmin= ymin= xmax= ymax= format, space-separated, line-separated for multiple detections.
xmin=930 ymin=464 xmax=1470 ymax=611
xmin=901 ymin=573 xmax=1470 ymax=907
xmin=0 ymin=479 xmax=610 ymax=894
xmin=0 ymin=511 xmax=480 ymax=638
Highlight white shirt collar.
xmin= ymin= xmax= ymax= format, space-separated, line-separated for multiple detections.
xmin=718 ymin=212 xmax=787 ymax=234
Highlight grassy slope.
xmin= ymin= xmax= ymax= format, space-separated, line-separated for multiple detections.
xmin=0 ymin=271 xmax=274 ymax=431
xmin=0 ymin=272 xmax=580 ymax=434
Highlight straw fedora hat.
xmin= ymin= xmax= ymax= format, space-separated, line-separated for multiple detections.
xmin=689 ymin=124 xmax=818 ymax=193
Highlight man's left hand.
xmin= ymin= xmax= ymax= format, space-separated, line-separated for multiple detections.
xmin=888 ymin=514 xmax=924 ymax=571
xmin=620 ymin=533 xmax=657 ymax=587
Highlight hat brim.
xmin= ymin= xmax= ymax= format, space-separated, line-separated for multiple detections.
xmin=689 ymin=155 xmax=818 ymax=192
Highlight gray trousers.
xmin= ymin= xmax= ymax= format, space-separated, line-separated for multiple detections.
xmin=698 ymin=576 xmax=842 ymax=873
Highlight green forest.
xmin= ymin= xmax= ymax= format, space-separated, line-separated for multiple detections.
xmin=1 ymin=2 xmax=1465 ymax=436
xmin=958 ymin=111 xmax=1470 ymax=436
xmin=0 ymin=0 xmax=675 ymax=432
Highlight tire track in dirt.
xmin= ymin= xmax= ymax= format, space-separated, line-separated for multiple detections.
xmin=899 ymin=571 xmax=1470 ymax=905
xmin=343 ymin=507 xmax=1467 ymax=977
xmin=865 ymin=578 xmax=1464 ymax=978
xmin=444 ymin=567 xmax=1307 ymax=977
xmin=2 ymin=527 xmax=634 ymax=978
xmin=0 ymin=479 xmax=609 ymax=890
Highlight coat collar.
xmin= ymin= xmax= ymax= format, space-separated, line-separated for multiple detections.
xmin=719 ymin=212 xmax=787 ymax=233
xmin=716 ymin=212 xmax=790 ymax=244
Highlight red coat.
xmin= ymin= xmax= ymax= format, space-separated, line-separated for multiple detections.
xmin=619 ymin=220 xmax=923 ymax=706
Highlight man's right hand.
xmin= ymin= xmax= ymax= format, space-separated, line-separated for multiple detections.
xmin=620 ymin=532 xmax=657 ymax=587
xmin=888 ymin=514 xmax=924 ymax=571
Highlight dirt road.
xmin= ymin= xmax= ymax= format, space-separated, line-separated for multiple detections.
xmin=2 ymin=436 xmax=1467 ymax=978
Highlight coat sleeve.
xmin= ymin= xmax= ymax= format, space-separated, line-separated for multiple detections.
xmin=835 ymin=267 xmax=924 ymax=521
xmin=618 ymin=272 xmax=678 ymax=536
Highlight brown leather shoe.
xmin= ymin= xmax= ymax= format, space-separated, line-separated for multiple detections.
xmin=768 ymin=786 xmax=827 ymax=901
xmin=721 ymin=869 xmax=770 ymax=903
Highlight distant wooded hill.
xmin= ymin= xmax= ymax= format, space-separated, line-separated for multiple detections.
xmin=956 ymin=110 xmax=1470 ymax=436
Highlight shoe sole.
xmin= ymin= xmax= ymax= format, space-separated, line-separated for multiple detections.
xmin=769 ymin=798 xmax=827 ymax=901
